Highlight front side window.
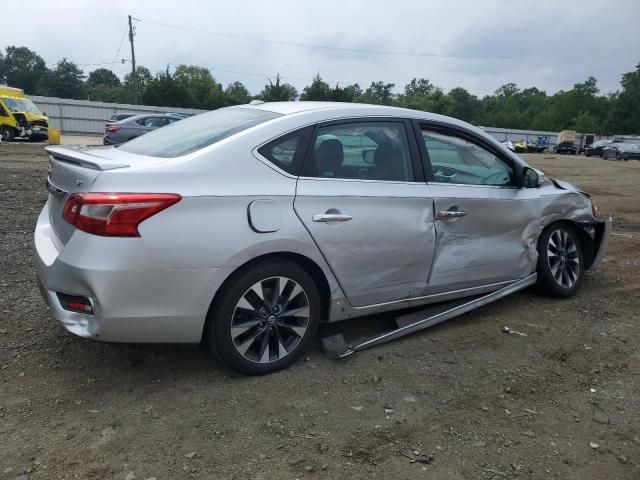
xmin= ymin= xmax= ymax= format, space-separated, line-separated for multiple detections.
xmin=119 ymin=107 xmax=281 ymax=157
xmin=303 ymin=121 xmax=414 ymax=182
xmin=422 ymin=129 xmax=514 ymax=186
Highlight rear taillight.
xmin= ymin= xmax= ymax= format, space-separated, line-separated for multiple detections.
xmin=105 ymin=124 xmax=121 ymax=133
xmin=62 ymin=193 xmax=181 ymax=237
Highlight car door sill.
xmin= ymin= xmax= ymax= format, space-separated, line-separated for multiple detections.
xmin=350 ymin=279 xmax=518 ymax=311
xmin=321 ymin=273 xmax=537 ymax=358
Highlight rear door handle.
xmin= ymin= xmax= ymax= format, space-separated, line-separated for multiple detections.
xmin=437 ymin=210 xmax=467 ymax=220
xmin=313 ymin=213 xmax=353 ymax=223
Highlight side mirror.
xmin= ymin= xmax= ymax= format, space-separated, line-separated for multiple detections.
xmin=523 ymin=167 xmax=544 ymax=188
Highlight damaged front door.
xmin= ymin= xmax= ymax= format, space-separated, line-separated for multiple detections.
xmin=420 ymin=126 xmax=540 ymax=292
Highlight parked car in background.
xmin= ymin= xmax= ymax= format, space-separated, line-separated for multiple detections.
xmin=584 ymin=139 xmax=612 ymax=157
xmin=602 ymin=142 xmax=640 ymax=161
xmin=103 ymin=113 xmax=184 ymax=145
xmin=165 ymin=112 xmax=194 ymax=119
xmin=108 ymin=113 xmax=136 ymax=122
xmin=36 ymin=102 xmax=610 ymax=375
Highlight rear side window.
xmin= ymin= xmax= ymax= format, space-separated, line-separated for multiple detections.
xmin=119 ymin=107 xmax=281 ymax=158
xmin=141 ymin=117 xmax=167 ymax=128
xmin=257 ymin=127 xmax=312 ymax=175
xmin=302 ymin=121 xmax=414 ymax=182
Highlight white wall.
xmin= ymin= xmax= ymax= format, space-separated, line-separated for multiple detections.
xmin=30 ymin=95 xmax=206 ymax=135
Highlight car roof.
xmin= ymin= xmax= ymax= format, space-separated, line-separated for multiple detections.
xmin=244 ymin=101 xmax=476 ymax=132
xmin=123 ymin=113 xmax=179 ymax=121
xmin=247 ymin=101 xmax=429 ymax=117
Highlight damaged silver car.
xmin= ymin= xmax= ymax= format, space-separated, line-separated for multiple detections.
xmin=34 ymin=102 xmax=610 ymax=374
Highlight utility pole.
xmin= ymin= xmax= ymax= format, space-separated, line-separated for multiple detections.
xmin=128 ymin=15 xmax=138 ymax=104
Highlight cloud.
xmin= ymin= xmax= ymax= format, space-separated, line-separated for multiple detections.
xmin=3 ymin=0 xmax=638 ymax=97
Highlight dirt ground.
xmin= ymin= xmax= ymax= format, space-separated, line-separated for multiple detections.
xmin=1 ymin=143 xmax=639 ymax=480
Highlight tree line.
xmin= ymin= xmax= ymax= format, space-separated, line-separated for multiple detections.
xmin=1 ymin=45 xmax=638 ymax=135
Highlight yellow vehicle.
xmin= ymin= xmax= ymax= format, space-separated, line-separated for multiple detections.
xmin=0 ymin=85 xmax=49 ymax=141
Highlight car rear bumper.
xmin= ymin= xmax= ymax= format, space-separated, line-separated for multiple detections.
xmin=34 ymin=201 xmax=219 ymax=343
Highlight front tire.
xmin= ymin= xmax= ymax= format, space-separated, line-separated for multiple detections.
xmin=206 ymin=259 xmax=321 ymax=375
xmin=536 ymin=223 xmax=584 ymax=297
xmin=1 ymin=127 xmax=16 ymax=142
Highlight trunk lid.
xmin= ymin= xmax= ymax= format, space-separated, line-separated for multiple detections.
xmin=44 ymin=145 xmax=164 ymax=244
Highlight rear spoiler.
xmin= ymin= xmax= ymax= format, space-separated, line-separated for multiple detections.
xmin=45 ymin=146 xmax=130 ymax=171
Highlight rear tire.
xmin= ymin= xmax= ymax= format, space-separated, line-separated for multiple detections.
xmin=536 ymin=223 xmax=584 ymax=298
xmin=1 ymin=127 xmax=15 ymax=142
xmin=206 ymin=259 xmax=321 ymax=375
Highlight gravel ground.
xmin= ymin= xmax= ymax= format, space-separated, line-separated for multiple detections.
xmin=1 ymin=143 xmax=639 ymax=480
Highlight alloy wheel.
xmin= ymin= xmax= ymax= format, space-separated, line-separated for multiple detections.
xmin=547 ymin=229 xmax=580 ymax=288
xmin=230 ymin=276 xmax=310 ymax=364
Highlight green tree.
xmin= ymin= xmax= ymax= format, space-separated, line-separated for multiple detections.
xmin=360 ymin=81 xmax=395 ymax=105
xmin=605 ymin=63 xmax=640 ymax=135
xmin=224 ymin=81 xmax=251 ymax=105
xmin=47 ymin=59 xmax=85 ymax=99
xmin=141 ymin=67 xmax=190 ymax=107
xmin=1 ymin=46 xmax=48 ymax=94
xmin=404 ymin=78 xmax=435 ymax=97
xmin=259 ymin=74 xmax=298 ymax=101
xmin=573 ymin=110 xmax=599 ymax=133
xmin=329 ymin=83 xmax=361 ymax=102
xmin=397 ymin=78 xmax=453 ymax=114
xmin=300 ymin=74 xmax=332 ymax=101
xmin=87 ymin=68 xmax=121 ymax=87
xmin=445 ymin=87 xmax=479 ymax=122
xmin=173 ymin=65 xmax=224 ymax=109
xmin=122 ymin=66 xmax=153 ymax=103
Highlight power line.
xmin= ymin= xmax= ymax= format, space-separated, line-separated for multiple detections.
xmin=110 ymin=26 xmax=129 ymax=71
xmin=137 ymin=17 xmax=636 ymax=61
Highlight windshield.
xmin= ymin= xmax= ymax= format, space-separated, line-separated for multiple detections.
xmin=2 ymin=98 xmax=42 ymax=114
xmin=118 ymin=107 xmax=281 ymax=158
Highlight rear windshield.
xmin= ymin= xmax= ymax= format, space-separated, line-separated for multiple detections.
xmin=117 ymin=107 xmax=281 ymax=157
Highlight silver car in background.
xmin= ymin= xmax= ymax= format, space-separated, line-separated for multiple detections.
xmin=103 ymin=113 xmax=184 ymax=145
xmin=35 ymin=102 xmax=610 ymax=374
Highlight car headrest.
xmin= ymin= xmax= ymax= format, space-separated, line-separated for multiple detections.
xmin=316 ymin=139 xmax=344 ymax=174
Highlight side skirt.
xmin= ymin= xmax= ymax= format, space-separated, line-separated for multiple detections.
xmin=321 ymin=273 xmax=537 ymax=359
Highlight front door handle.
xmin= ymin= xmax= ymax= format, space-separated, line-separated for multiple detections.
xmin=437 ymin=210 xmax=467 ymax=220
xmin=313 ymin=213 xmax=353 ymax=223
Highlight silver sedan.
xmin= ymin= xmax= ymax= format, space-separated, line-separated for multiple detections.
xmin=35 ymin=102 xmax=610 ymax=374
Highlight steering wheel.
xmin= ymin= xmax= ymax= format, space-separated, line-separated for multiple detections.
xmin=482 ymin=172 xmax=510 ymax=186
xmin=433 ymin=166 xmax=458 ymax=182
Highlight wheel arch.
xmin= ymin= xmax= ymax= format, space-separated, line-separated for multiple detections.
xmin=538 ymin=220 xmax=595 ymax=269
xmin=201 ymin=251 xmax=332 ymax=343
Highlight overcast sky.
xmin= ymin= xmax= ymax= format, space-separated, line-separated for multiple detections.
xmin=6 ymin=0 xmax=640 ymax=97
